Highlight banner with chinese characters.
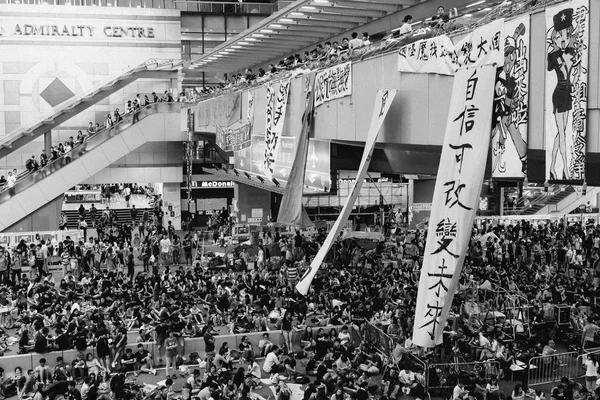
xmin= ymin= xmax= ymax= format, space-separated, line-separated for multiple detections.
xmin=397 ymin=35 xmax=456 ymax=76
xmin=491 ymin=16 xmax=530 ymax=179
xmin=314 ymin=62 xmax=352 ymax=107
xmin=296 ymin=89 xmax=396 ymax=296
xmin=412 ymin=66 xmax=495 ymax=347
xmin=216 ymin=124 xmax=251 ymax=151
xmin=277 ymin=74 xmax=316 ymax=228
xmin=452 ymin=19 xmax=504 ymax=69
xmin=264 ymin=79 xmax=291 ymax=179
xmin=544 ymin=0 xmax=589 ymax=181
xmin=195 ymin=92 xmax=242 ymax=128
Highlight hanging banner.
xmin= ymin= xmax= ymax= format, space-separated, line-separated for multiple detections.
xmin=452 ymin=19 xmax=504 ymax=69
xmin=278 ymin=73 xmax=316 ymax=228
xmin=397 ymin=35 xmax=456 ymax=76
xmin=412 ymin=66 xmax=496 ymax=347
xmin=195 ymin=92 xmax=242 ymax=128
xmin=491 ymin=16 xmax=530 ymax=179
xmin=544 ymin=0 xmax=589 ymax=181
xmin=216 ymin=124 xmax=251 ymax=152
xmin=264 ymin=79 xmax=291 ymax=179
xmin=296 ymin=89 xmax=397 ymax=295
xmin=314 ymin=62 xmax=352 ymax=107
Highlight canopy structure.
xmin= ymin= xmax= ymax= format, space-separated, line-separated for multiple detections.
xmin=188 ymin=0 xmax=415 ymax=73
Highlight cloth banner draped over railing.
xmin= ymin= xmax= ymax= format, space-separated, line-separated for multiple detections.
xmin=277 ymin=73 xmax=316 ymax=228
xmin=263 ymin=79 xmax=291 ymax=179
xmin=412 ymin=66 xmax=496 ymax=348
xmin=397 ymin=19 xmax=504 ymax=75
xmin=544 ymin=0 xmax=589 ymax=182
xmin=296 ymin=89 xmax=396 ymax=295
xmin=314 ymin=62 xmax=352 ymax=107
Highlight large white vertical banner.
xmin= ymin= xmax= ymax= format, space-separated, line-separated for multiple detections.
xmin=545 ymin=0 xmax=589 ymax=181
xmin=296 ymin=89 xmax=396 ymax=296
xmin=491 ymin=16 xmax=530 ymax=178
xmin=412 ymin=66 xmax=496 ymax=347
xmin=264 ymin=79 xmax=291 ymax=179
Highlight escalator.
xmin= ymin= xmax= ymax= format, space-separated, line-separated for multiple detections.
xmin=0 ymin=59 xmax=181 ymax=159
xmin=0 ymin=102 xmax=183 ymax=231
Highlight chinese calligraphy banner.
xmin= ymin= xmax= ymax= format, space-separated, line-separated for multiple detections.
xmin=544 ymin=0 xmax=589 ymax=181
xmin=452 ymin=19 xmax=504 ymax=69
xmin=296 ymin=89 xmax=397 ymax=295
xmin=397 ymin=35 xmax=456 ymax=76
xmin=491 ymin=16 xmax=530 ymax=179
xmin=195 ymin=92 xmax=242 ymax=128
xmin=277 ymin=74 xmax=316 ymax=228
xmin=412 ymin=66 xmax=495 ymax=347
xmin=216 ymin=124 xmax=251 ymax=152
xmin=314 ymin=62 xmax=352 ymax=107
xmin=264 ymin=79 xmax=291 ymax=179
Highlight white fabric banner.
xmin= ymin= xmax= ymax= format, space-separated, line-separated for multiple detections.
xmin=491 ymin=16 xmax=530 ymax=179
xmin=263 ymin=80 xmax=291 ymax=179
xmin=452 ymin=19 xmax=504 ymax=69
xmin=412 ymin=66 xmax=496 ymax=348
xmin=314 ymin=62 xmax=352 ymax=107
xmin=397 ymin=35 xmax=456 ymax=76
xmin=296 ymin=89 xmax=397 ymax=296
xmin=544 ymin=0 xmax=589 ymax=181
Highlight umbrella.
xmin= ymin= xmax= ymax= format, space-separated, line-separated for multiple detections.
xmin=479 ymin=232 xmax=499 ymax=245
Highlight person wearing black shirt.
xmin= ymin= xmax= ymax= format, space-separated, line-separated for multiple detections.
xmin=67 ymin=380 xmax=82 ymax=400
xmin=33 ymin=328 xmax=48 ymax=354
xmin=121 ymin=348 xmax=137 ymax=374
xmin=203 ymin=323 xmax=215 ymax=357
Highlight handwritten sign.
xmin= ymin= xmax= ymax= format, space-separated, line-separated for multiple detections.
xmin=314 ymin=62 xmax=352 ymax=107
xmin=397 ymin=35 xmax=456 ymax=76
xmin=412 ymin=66 xmax=495 ymax=347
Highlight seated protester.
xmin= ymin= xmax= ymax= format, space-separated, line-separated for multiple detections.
xmin=121 ymin=348 xmax=137 ymax=375
xmin=67 ymin=380 xmax=82 ymax=400
xmin=453 ymin=382 xmax=469 ymax=400
xmin=34 ymin=358 xmax=51 ymax=385
xmin=259 ymin=332 xmax=273 ymax=356
xmin=33 ymin=328 xmax=48 ymax=354
xmin=135 ymin=344 xmax=157 ymax=376
xmin=53 ymin=357 xmax=72 ymax=381
xmin=263 ymin=346 xmax=285 ymax=379
xmin=238 ymin=335 xmax=254 ymax=360
xmin=283 ymin=353 xmax=297 ymax=377
xmin=22 ymin=369 xmax=38 ymax=399
xmin=334 ymin=354 xmax=351 ymax=376
xmin=182 ymin=369 xmax=202 ymax=400
xmin=213 ymin=347 xmax=233 ymax=373
xmin=246 ymin=357 xmax=262 ymax=389
xmin=382 ymin=367 xmax=401 ymax=399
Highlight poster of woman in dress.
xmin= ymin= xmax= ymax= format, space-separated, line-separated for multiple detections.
xmin=491 ymin=16 xmax=530 ymax=179
xmin=545 ymin=0 xmax=589 ymax=181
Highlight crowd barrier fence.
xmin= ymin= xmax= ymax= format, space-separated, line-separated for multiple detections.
xmin=426 ymin=361 xmax=501 ymax=396
xmin=527 ymin=351 xmax=579 ymax=387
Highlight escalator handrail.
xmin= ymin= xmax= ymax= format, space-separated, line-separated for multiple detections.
xmin=0 ymin=59 xmax=182 ymax=149
xmin=0 ymin=101 xmax=182 ymax=204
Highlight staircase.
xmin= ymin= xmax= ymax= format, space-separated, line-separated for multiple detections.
xmin=63 ymin=208 xmax=153 ymax=229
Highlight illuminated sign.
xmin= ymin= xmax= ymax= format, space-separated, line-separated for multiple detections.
xmin=11 ymin=24 xmax=155 ymax=38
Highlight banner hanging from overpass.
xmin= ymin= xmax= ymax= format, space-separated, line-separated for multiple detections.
xmin=544 ymin=0 xmax=589 ymax=182
xmin=296 ymin=89 xmax=397 ymax=296
xmin=491 ymin=15 xmax=530 ymax=179
xmin=412 ymin=66 xmax=495 ymax=348
xmin=314 ymin=62 xmax=352 ymax=107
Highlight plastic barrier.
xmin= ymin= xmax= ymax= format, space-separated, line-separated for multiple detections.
xmin=0 ymin=325 xmax=349 ymax=378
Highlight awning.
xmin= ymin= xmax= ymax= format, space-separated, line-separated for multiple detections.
xmin=188 ymin=0 xmax=411 ymax=73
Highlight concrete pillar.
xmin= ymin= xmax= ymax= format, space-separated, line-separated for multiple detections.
xmin=234 ymin=183 xmax=270 ymax=225
xmin=162 ymin=182 xmax=182 ymax=230
xmin=44 ymin=131 xmax=52 ymax=154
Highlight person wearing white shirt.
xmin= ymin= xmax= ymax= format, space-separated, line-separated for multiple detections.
xmin=453 ymin=382 xmax=468 ymax=400
xmin=6 ymin=171 xmax=16 ymax=188
xmin=159 ymin=235 xmax=172 ymax=265
xmin=262 ymin=346 xmax=284 ymax=377
xmin=399 ymin=15 xmax=413 ymax=34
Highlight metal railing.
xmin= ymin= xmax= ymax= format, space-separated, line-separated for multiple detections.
xmin=0 ymin=0 xmax=275 ymax=12
xmin=427 ymin=361 xmax=501 ymax=395
xmin=0 ymin=102 xmax=181 ymax=204
xmin=527 ymin=351 xmax=579 ymax=387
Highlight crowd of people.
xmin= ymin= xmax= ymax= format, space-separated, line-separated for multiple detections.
xmin=0 ymin=204 xmax=598 ymax=400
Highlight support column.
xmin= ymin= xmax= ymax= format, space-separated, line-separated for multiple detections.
xmin=44 ymin=131 xmax=52 ymax=154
